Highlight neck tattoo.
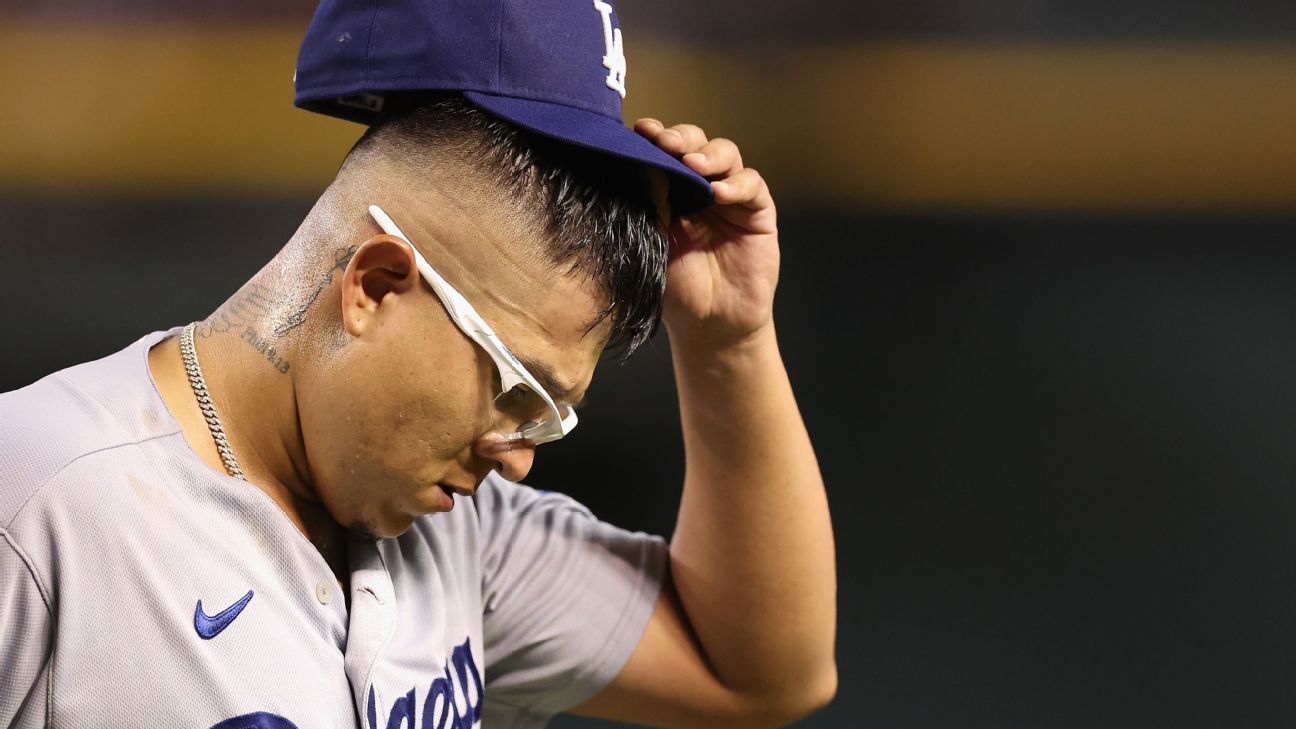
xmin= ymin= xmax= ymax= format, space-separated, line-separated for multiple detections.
xmin=180 ymin=322 xmax=248 ymax=481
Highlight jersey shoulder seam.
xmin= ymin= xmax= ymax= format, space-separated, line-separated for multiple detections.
xmin=2 ymin=362 xmax=179 ymax=528
xmin=0 ymin=528 xmax=58 ymax=725
xmin=4 ymin=429 xmax=180 ymax=532
xmin=0 ymin=527 xmax=53 ymax=615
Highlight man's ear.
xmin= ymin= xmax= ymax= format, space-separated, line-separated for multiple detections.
xmin=340 ymin=234 xmax=420 ymax=337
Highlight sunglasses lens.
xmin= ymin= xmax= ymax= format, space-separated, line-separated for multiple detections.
xmin=495 ymin=384 xmax=561 ymax=438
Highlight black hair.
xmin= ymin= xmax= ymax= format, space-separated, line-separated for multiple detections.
xmin=348 ymin=92 xmax=668 ymax=357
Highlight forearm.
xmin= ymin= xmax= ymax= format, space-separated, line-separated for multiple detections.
xmin=667 ymin=322 xmax=837 ymax=713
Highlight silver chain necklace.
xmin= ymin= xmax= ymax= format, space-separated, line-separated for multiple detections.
xmin=180 ymin=322 xmax=248 ymax=481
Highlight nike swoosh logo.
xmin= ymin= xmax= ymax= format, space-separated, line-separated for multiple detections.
xmin=194 ymin=589 xmax=254 ymax=640
xmin=209 ymin=712 xmax=300 ymax=729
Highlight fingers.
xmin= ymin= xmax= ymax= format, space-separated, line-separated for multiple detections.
xmin=712 ymin=167 xmax=772 ymax=211
xmin=683 ymin=137 xmax=743 ymax=179
xmin=635 ymin=118 xmax=744 ymax=176
xmin=634 ymin=117 xmax=768 ymax=211
xmin=635 ymin=118 xmax=708 ymax=155
xmin=632 ymin=117 xmax=664 ymax=136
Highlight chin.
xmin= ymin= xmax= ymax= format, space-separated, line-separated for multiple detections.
xmin=347 ymin=510 xmax=420 ymax=541
xmin=344 ymin=520 xmax=383 ymax=542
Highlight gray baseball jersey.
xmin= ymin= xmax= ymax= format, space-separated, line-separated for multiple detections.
xmin=0 ymin=328 xmax=666 ymax=728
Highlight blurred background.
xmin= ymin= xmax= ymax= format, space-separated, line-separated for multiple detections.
xmin=3 ymin=1 xmax=1296 ymax=727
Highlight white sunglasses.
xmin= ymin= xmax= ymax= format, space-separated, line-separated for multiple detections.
xmin=368 ymin=204 xmax=578 ymax=444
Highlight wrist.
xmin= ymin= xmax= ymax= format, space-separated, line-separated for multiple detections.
xmin=667 ymin=320 xmax=780 ymax=372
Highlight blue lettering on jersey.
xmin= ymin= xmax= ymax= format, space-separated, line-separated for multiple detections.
xmin=209 ymin=712 xmax=299 ymax=729
xmin=367 ymin=637 xmax=484 ymax=729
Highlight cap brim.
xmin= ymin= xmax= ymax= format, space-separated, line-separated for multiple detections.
xmin=463 ymin=91 xmax=713 ymax=216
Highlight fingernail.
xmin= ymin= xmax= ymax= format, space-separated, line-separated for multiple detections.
xmin=683 ymin=152 xmax=705 ymax=164
xmin=712 ymin=181 xmax=731 ymax=195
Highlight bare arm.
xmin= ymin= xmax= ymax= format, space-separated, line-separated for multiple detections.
xmin=672 ymin=321 xmax=837 ymax=711
xmin=575 ymin=120 xmax=836 ymax=728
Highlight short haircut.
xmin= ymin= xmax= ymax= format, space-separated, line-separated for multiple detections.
xmin=348 ymin=92 xmax=668 ymax=357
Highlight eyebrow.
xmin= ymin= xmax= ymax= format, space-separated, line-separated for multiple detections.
xmin=517 ymin=355 xmax=587 ymax=408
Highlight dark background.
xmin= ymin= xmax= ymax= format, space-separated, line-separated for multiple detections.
xmin=8 ymin=0 xmax=1296 ymax=37
xmin=4 ymin=200 xmax=1295 ymax=727
xmin=4 ymin=0 xmax=1296 ymax=726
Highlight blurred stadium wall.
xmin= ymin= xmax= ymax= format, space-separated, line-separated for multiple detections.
xmin=3 ymin=2 xmax=1296 ymax=729
xmin=1 ymin=1 xmax=1294 ymax=211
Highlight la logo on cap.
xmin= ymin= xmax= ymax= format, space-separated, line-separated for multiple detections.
xmin=594 ymin=0 xmax=627 ymax=98
xmin=294 ymin=0 xmax=715 ymax=212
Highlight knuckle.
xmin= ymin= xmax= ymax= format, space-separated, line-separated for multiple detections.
xmin=711 ymin=137 xmax=738 ymax=153
xmin=674 ymin=123 xmax=706 ymax=141
xmin=738 ymin=170 xmax=766 ymax=194
xmin=709 ymin=138 xmax=742 ymax=162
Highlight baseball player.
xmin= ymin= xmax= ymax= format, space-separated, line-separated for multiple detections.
xmin=0 ymin=1 xmax=835 ymax=727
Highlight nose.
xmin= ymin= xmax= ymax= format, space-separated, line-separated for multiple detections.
xmin=474 ymin=434 xmax=536 ymax=483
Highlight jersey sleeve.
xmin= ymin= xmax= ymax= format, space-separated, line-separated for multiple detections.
xmin=0 ymin=530 xmax=53 ymax=728
xmin=475 ymin=476 xmax=667 ymax=724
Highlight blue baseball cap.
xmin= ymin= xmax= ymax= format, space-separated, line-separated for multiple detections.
xmin=294 ymin=0 xmax=714 ymax=215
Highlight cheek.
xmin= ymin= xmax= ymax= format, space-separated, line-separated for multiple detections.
xmin=300 ymin=321 xmax=500 ymax=523
xmin=396 ymin=345 xmax=498 ymax=449
xmin=344 ymin=339 xmax=496 ymax=472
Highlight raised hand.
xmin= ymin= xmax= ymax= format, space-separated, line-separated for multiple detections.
xmin=634 ymin=119 xmax=781 ymax=351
